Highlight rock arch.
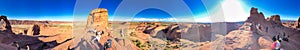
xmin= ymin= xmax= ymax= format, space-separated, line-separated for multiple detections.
xmin=0 ymin=15 xmax=12 ymax=32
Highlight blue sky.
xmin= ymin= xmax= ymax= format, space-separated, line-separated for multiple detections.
xmin=0 ymin=0 xmax=75 ymax=21
xmin=0 ymin=0 xmax=299 ymax=22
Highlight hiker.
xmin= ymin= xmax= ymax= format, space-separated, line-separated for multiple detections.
xmin=282 ymin=33 xmax=289 ymax=42
xmin=91 ymin=30 xmax=103 ymax=42
xmin=257 ymin=24 xmax=261 ymax=29
xmin=266 ymin=27 xmax=268 ymax=32
xmin=271 ymin=40 xmax=281 ymax=50
xmin=26 ymin=44 xmax=30 ymax=50
xmin=13 ymin=42 xmax=20 ymax=50
xmin=277 ymin=34 xmax=282 ymax=42
xmin=272 ymin=34 xmax=282 ymax=42
xmin=106 ymin=27 xmax=111 ymax=36
xmin=88 ymin=29 xmax=98 ymax=33
xmin=104 ymin=39 xmax=112 ymax=50
xmin=120 ymin=28 xmax=124 ymax=38
xmin=32 ymin=24 xmax=40 ymax=35
xmin=24 ymin=29 xmax=28 ymax=35
xmin=272 ymin=35 xmax=278 ymax=41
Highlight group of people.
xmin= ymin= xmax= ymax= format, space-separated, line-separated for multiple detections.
xmin=271 ymin=33 xmax=289 ymax=50
xmin=88 ymin=29 xmax=104 ymax=42
xmin=12 ymin=41 xmax=30 ymax=50
xmin=87 ymin=27 xmax=113 ymax=50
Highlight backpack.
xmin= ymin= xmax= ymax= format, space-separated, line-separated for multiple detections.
xmin=107 ymin=41 xmax=112 ymax=48
xmin=271 ymin=42 xmax=276 ymax=49
xmin=105 ymin=41 xmax=112 ymax=48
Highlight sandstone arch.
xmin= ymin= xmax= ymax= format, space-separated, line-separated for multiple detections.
xmin=0 ymin=15 xmax=12 ymax=32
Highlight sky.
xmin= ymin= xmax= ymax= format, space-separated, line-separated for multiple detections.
xmin=0 ymin=0 xmax=299 ymax=22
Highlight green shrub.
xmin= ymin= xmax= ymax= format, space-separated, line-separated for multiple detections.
xmin=130 ymin=32 xmax=136 ymax=36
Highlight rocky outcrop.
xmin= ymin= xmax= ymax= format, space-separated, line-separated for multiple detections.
xmin=181 ymin=24 xmax=211 ymax=42
xmin=0 ymin=15 xmax=12 ymax=33
xmin=0 ymin=28 xmax=65 ymax=50
xmin=201 ymin=7 xmax=300 ymax=50
xmin=224 ymin=30 xmax=258 ymax=50
xmin=86 ymin=8 xmax=109 ymax=32
xmin=0 ymin=15 xmax=73 ymax=50
xmin=294 ymin=17 xmax=300 ymax=28
xmin=9 ymin=20 xmax=50 ymax=25
xmin=246 ymin=7 xmax=267 ymax=24
xmin=258 ymin=36 xmax=272 ymax=49
xmin=241 ymin=7 xmax=300 ymax=50
xmin=135 ymin=22 xmax=147 ymax=32
xmin=269 ymin=15 xmax=282 ymax=24
xmin=163 ymin=24 xmax=181 ymax=41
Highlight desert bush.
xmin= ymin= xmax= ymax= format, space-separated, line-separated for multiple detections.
xmin=161 ymin=23 xmax=170 ymax=26
xmin=172 ymin=45 xmax=180 ymax=49
xmin=166 ymin=40 xmax=171 ymax=45
xmin=132 ymin=39 xmax=147 ymax=50
xmin=130 ymin=32 xmax=136 ymax=36
xmin=164 ymin=46 xmax=173 ymax=50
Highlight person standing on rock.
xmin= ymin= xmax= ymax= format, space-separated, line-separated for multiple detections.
xmin=271 ymin=40 xmax=281 ymax=50
xmin=26 ymin=45 xmax=30 ymax=50
xmin=105 ymin=27 xmax=112 ymax=37
xmin=271 ymin=34 xmax=281 ymax=50
xmin=32 ymin=24 xmax=40 ymax=35
xmin=24 ymin=29 xmax=28 ymax=35
xmin=13 ymin=42 xmax=20 ymax=50
xmin=91 ymin=30 xmax=103 ymax=42
xmin=281 ymin=33 xmax=289 ymax=42
xmin=257 ymin=24 xmax=262 ymax=30
xmin=120 ymin=28 xmax=124 ymax=38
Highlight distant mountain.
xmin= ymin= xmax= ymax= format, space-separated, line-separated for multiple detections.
xmin=281 ymin=20 xmax=296 ymax=22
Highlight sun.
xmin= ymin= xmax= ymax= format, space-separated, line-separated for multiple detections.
xmin=221 ymin=0 xmax=248 ymax=22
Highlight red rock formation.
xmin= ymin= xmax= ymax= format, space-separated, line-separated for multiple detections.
xmin=164 ymin=24 xmax=181 ymax=41
xmin=86 ymin=8 xmax=109 ymax=32
xmin=135 ymin=22 xmax=147 ymax=32
xmin=245 ymin=7 xmax=300 ymax=50
xmin=201 ymin=7 xmax=300 ymax=50
xmin=0 ymin=15 xmax=12 ymax=33
xmin=0 ymin=16 xmax=73 ymax=50
xmin=269 ymin=15 xmax=282 ymax=24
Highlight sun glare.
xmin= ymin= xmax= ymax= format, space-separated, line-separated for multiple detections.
xmin=221 ymin=0 xmax=248 ymax=22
